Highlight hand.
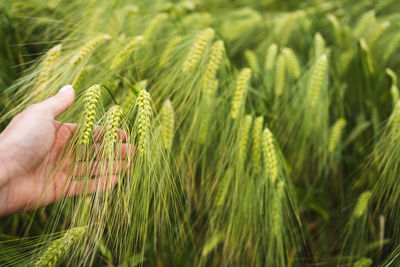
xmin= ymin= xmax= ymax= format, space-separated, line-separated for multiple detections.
xmin=0 ymin=85 xmax=127 ymax=217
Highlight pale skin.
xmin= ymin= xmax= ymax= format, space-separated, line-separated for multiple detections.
xmin=0 ymin=85 xmax=129 ymax=217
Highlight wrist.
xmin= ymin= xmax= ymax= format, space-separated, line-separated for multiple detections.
xmin=0 ymin=141 xmax=10 ymax=185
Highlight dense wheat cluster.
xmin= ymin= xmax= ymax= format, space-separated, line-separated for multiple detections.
xmin=1 ymin=0 xmax=400 ymax=266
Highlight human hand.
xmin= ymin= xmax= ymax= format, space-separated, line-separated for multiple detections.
xmin=0 ymin=85 xmax=127 ymax=217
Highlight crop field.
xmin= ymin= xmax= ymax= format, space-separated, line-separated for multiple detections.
xmin=0 ymin=0 xmax=400 ymax=266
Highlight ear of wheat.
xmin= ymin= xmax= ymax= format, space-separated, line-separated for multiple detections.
xmin=390 ymin=101 xmax=400 ymax=133
xmin=354 ymin=10 xmax=376 ymax=38
xmin=80 ymin=84 xmax=102 ymax=145
xmin=202 ymin=40 xmax=225 ymax=93
xmin=104 ymin=105 xmax=123 ymax=156
xmin=238 ymin=115 xmax=253 ymax=162
xmin=252 ymin=116 xmax=264 ymax=174
xmin=70 ymin=34 xmax=112 ymax=66
xmin=110 ymin=35 xmax=144 ymax=70
xmin=34 ymin=227 xmax=85 ymax=267
xmin=137 ymin=89 xmax=152 ymax=156
xmin=282 ymin=47 xmax=300 ymax=79
xmin=265 ymin=43 xmax=278 ymax=71
xmin=142 ymin=13 xmax=168 ymax=44
xmin=353 ymin=258 xmax=373 ymax=267
xmin=366 ymin=21 xmax=390 ymax=46
xmin=245 ymin=49 xmax=260 ymax=77
xmin=328 ymin=118 xmax=347 ymax=153
xmin=314 ymin=33 xmax=326 ymax=58
xmin=159 ymin=35 xmax=183 ymax=67
xmin=353 ymin=191 xmax=372 ymax=218
xmin=35 ymin=44 xmax=62 ymax=89
xmin=274 ymin=53 xmax=286 ymax=96
xmin=182 ymin=28 xmax=215 ymax=72
xmin=383 ymin=34 xmax=400 ymax=62
xmin=262 ymin=128 xmax=278 ymax=182
xmin=231 ymin=68 xmax=252 ymax=119
xmin=160 ymin=99 xmax=175 ymax=149
xmin=387 ymin=68 xmax=399 ymax=107
xmin=121 ymin=80 xmax=147 ymax=114
xmin=308 ymin=54 xmax=328 ymax=108
xmin=72 ymin=66 xmax=89 ymax=90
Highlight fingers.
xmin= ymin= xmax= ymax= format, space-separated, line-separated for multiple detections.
xmin=65 ymin=176 xmax=119 ymax=197
xmin=39 ymin=85 xmax=75 ymax=118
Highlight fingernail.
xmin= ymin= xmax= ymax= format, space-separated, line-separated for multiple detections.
xmin=58 ymin=84 xmax=74 ymax=93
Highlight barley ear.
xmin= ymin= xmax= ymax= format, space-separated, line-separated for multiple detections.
xmin=353 ymin=191 xmax=372 ymax=218
xmin=104 ymin=105 xmax=123 ymax=156
xmin=160 ymin=99 xmax=175 ymax=149
xmin=274 ymin=53 xmax=286 ymax=96
xmin=159 ymin=35 xmax=183 ymax=67
xmin=314 ymin=33 xmax=326 ymax=58
xmin=265 ymin=43 xmax=278 ymax=71
xmin=307 ymin=54 xmax=328 ymax=109
xmin=80 ymin=84 xmax=102 ymax=145
xmin=70 ymin=34 xmax=112 ymax=66
xmin=34 ymin=227 xmax=85 ymax=267
xmin=328 ymin=118 xmax=346 ymax=153
xmin=386 ymin=68 xmax=399 ymax=107
xmin=142 ymin=13 xmax=168 ymax=44
xmin=182 ymin=28 xmax=215 ymax=72
xmin=110 ymin=35 xmax=144 ymax=70
xmin=137 ymin=89 xmax=152 ymax=156
xmin=238 ymin=115 xmax=253 ymax=162
xmin=244 ymin=49 xmax=260 ymax=77
xmin=262 ymin=128 xmax=278 ymax=182
xmin=231 ymin=68 xmax=252 ymax=119
xmin=35 ymin=44 xmax=62 ymax=90
xmin=252 ymin=116 xmax=264 ymax=174
xmin=202 ymin=40 xmax=225 ymax=93
xmin=282 ymin=47 xmax=300 ymax=79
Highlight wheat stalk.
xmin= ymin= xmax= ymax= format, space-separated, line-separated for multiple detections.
xmin=104 ymin=105 xmax=123 ymax=156
xmin=202 ymin=40 xmax=225 ymax=93
xmin=110 ymin=35 xmax=144 ymax=70
xmin=160 ymin=99 xmax=174 ymax=149
xmin=274 ymin=53 xmax=286 ymax=96
xmin=182 ymin=28 xmax=215 ymax=72
xmin=353 ymin=191 xmax=372 ymax=218
xmin=34 ymin=227 xmax=85 ymax=266
xmin=265 ymin=43 xmax=278 ymax=71
xmin=282 ymin=47 xmax=300 ymax=79
xmin=307 ymin=54 xmax=328 ymax=108
xmin=137 ymin=89 xmax=152 ymax=156
xmin=271 ymin=181 xmax=285 ymax=236
xmin=328 ymin=118 xmax=347 ymax=153
xmin=231 ymin=68 xmax=252 ymax=119
xmin=262 ymin=128 xmax=278 ymax=182
xmin=70 ymin=34 xmax=112 ymax=66
xmin=251 ymin=116 xmax=264 ymax=174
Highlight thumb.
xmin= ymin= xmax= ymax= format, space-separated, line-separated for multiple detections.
xmin=39 ymin=85 xmax=75 ymax=118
